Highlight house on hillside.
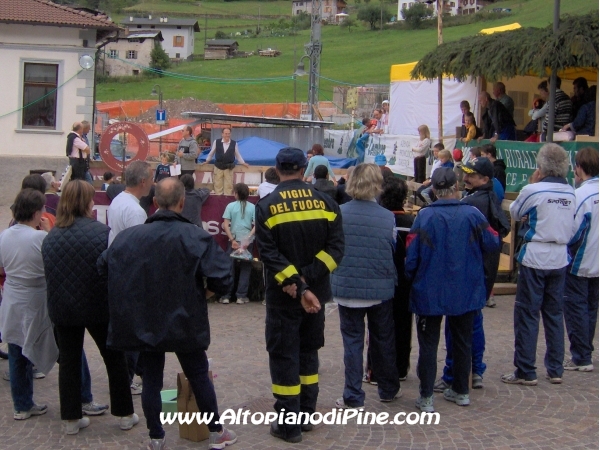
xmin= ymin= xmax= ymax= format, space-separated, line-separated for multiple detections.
xmin=122 ymin=16 xmax=200 ymax=60
xmin=292 ymin=0 xmax=348 ymax=23
xmin=398 ymin=0 xmax=481 ymax=20
xmin=204 ymin=40 xmax=239 ymax=60
xmin=0 ymin=0 xmax=119 ymax=162
xmin=102 ymin=30 xmax=163 ymax=77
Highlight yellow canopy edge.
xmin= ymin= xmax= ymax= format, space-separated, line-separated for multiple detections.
xmin=390 ymin=62 xmax=419 ymax=82
xmin=480 ymin=23 xmax=522 ymax=34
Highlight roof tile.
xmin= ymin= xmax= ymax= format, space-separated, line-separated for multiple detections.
xmin=0 ymin=0 xmax=119 ymax=29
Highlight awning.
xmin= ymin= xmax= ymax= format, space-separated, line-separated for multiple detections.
xmin=479 ymin=23 xmax=522 ymax=35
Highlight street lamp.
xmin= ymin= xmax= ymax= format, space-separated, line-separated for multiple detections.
xmin=151 ymin=84 xmax=164 ymax=153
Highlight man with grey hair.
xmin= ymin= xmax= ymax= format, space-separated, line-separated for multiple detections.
xmin=502 ymin=143 xmax=576 ymax=386
xmin=406 ymin=168 xmax=499 ymax=412
xmin=100 ymin=177 xmax=236 ymax=450
xmin=107 ymin=160 xmax=153 ymax=397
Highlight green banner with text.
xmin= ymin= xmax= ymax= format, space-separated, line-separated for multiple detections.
xmin=456 ymin=140 xmax=599 ymax=192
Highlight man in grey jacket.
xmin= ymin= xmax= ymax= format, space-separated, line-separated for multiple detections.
xmin=176 ymin=126 xmax=199 ymax=177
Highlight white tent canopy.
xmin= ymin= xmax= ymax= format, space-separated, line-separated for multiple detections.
xmin=388 ymin=62 xmax=479 ymax=139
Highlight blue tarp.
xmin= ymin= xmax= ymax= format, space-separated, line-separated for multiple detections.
xmin=198 ymin=136 xmax=357 ymax=168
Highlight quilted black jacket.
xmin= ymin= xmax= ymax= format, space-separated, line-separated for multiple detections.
xmin=42 ymin=217 xmax=110 ymax=326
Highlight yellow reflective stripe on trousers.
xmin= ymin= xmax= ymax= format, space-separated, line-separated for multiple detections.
xmin=274 ymin=265 xmax=299 ymax=284
xmin=272 ymin=384 xmax=301 ymax=396
xmin=265 ymin=210 xmax=338 ymax=229
xmin=300 ymin=374 xmax=319 ymax=385
xmin=315 ymin=250 xmax=337 ymax=272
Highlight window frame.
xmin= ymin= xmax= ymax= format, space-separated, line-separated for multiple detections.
xmin=109 ymin=49 xmax=118 ymax=59
xmin=19 ymin=60 xmax=63 ymax=132
xmin=126 ymin=50 xmax=138 ymax=59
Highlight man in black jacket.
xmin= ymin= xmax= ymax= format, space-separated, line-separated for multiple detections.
xmin=478 ymin=91 xmax=516 ymax=143
xmin=481 ymin=144 xmax=507 ymax=191
xmin=255 ymin=147 xmax=344 ymax=443
xmin=99 ymin=178 xmax=237 ymax=450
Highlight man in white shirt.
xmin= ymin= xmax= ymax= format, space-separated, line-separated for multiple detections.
xmin=201 ymin=128 xmax=249 ymax=195
xmin=502 ymin=144 xmax=575 ymax=386
xmin=108 ymin=161 xmax=153 ymax=246
xmin=107 ymin=160 xmax=153 ymax=397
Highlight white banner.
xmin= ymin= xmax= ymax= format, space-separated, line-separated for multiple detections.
xmin=323 ymin=129 xmax=354 ymax=157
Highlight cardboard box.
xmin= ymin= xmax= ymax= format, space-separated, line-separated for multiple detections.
xmin=177 ymin=372 xmax=212 ymax=442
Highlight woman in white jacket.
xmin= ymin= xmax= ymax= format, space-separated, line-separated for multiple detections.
xmin=412 ymin=125 xmax=431 ymax=183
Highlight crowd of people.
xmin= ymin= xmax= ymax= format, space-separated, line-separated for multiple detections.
xmin=0 ymin=117 xmax=597 ymax=450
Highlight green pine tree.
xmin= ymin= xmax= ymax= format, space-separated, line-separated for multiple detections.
xmin=150 ymin=42 xmax=171 ymax=77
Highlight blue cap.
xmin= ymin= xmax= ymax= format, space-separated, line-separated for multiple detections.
xmin=276 ymin=147 xmax=308 ymax=170
xmin=431 ymin=167 xmax=457 ymax=189
xmin=374 ymin=154 xmax=387 ymax=166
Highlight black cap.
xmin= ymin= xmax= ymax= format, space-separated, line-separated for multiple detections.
xmin=276 ymin=147 xmax=308 ymax=171
xmin=431 ymin=167 xmax=457 ymax=190
xmin=461 ymin=157 xmax=494 ymax=179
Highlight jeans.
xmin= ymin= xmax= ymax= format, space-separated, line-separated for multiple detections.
xmin=138 ymin=350 xmax=222 ymax=439
xmin=442 ymin=310 xmax=486 ymax=383
xmin=81 ymin=350 xmax=93 ymax=404
xmin=416 ymin=311 xmax=475 ymax=398
xmin=563 ymin=273 xmax=599 ymax=366
xmin=393 ymin=286 xmax=413 ymax=379
xmin=266 ymin=306 xmax=323 ymax=440
xmin=55 ymin=324 xmax=133 ymax=420
xmin=339 ymin=301 xmax=399 ymax=406
xmin=225 ymin=243 xmax=253 ymax=300
xmin=8 ymin=344 xmax=34 ymax=412
xmin=84 ymin=171 xmax=94 ymax=185
xmin=513 ymin=265 xmax=566 ymax=380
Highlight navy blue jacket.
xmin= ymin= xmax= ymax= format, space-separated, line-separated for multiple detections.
xmin=98 ymin=210 xmax=232 ymax=353
xmin=331 ymin=200 xmax=396 ymax=301
xmin=405 ymin=199 xmax=499 ymax=316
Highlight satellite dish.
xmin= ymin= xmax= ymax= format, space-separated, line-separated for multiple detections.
xmin=79 ymin=54 xmax=94 ymax=70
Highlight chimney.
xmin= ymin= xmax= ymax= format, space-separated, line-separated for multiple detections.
xmin=148 ymin=14 xmax=152 ymax=20
xmin=159 ymin=17 xmax=163 ymax=22
xmin=129 ymin=16 xmax=133 ymax=22
xmin=163 ymin=17 xmax=168 ymax=23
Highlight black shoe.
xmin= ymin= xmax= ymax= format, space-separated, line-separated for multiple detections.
xmin=0 ymin=350 xmax=7 ymax=360
xmin=270 ymin=422 xmax=302 ymax=443
xmin=301 ymin=423 xmax=314 ymax=432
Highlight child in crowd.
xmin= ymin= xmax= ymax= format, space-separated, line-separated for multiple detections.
xmin=154 ymin=152 xmax=174 ymax=183
xmin=460 ymin=101 xmax=470 ymax=138
xmin=180 ymin=174 xmax=211 ymax=227
xmin=257 ymin=167 xmax=280 ymax=199
xmin=417 ymin=147 xmax=453 ymax=204
xmin=411 ymin=125 xmax=431 ymax=183
xmin=461 ymin=112 xmax=478 ymax=144
xmin=101 ymin=172 xmax=114 ymax=191
xmin=469 ymin=146 xmax=482 ymax=160
xmin=452 ymin=149 xmax=466 ymax=193
xmin=220 ymin=183 xmax=255 ymax=305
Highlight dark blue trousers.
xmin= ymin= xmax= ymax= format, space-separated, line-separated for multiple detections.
xmin=442 ymin=309 xmax=486 ymax=383
xmin=416 ymin=311 xmax=475 ymax=397
xmin=338 ymin=300 xmax=399 ymax=406
xmin=513 ymin=265 xmax=566 ymax=380
xmin=564 ymin=273 xmax=599 ymax=366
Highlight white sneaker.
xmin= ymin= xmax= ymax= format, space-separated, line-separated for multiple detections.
xmin=13 ymin=403 xmax=48 ymax=420
xmin=64 ymin=417 xmax=90 ymax=435
xmin=148 ymin=437 xmax=166 ymax=450
xmin=32 ymin=368 xmax=46 ymax=379
xmin=218 ymin=297 xmax=230 ymax=304
xmin=119 ymin=413 xmax=139 ymax=430
xmin=130 ymin=382 xmax=142 ymax=395
xmin=235 ymin=298 xmax=245 ymax=304
xmin=563 ymin=359 xmax=594 ymax=372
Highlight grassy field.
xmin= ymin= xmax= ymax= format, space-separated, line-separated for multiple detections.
xmin=123 ymin=0 xmax=292 ymax=17
xmin=98 ymin=0 xmax=598 ymax=104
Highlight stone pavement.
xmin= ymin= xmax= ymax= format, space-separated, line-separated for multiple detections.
xmin=0 ymin=294 xmax=597 ymax=450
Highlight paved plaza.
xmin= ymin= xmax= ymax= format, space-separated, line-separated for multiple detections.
xmin=0 ymin=293 xmax=597 ymax=450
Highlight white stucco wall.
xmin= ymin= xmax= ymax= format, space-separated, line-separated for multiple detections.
xmin=0 ymin=24 xmax=95 ymax=157
xmin=104 ymin=38 xmax=156 ymax=76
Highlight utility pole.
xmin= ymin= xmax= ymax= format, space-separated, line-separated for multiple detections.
xmin=546 ymin=0 xmax=560 ymax=142
xmin=307 ymin=0 xmax=322 ymax=120
xmin=204 ymin=14 xmax=207 ymax=47
xmin=437 ymin=0 xmax=443 ymax=143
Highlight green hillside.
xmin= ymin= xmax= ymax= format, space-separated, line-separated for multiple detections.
xmin=97 ymin=0 xmax=598 ymax=104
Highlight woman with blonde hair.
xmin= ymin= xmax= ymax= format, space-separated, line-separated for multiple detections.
xmin=42 ymin=180 xmax=138 ymax=435
xmin=412 ymin=125 xmax=431 ymax=183
xmin=331 ymin=163 xmax=400 ymax=408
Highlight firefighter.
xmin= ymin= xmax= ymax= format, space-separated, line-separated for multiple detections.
xmin=255 ymin=147 xmax=344 ymax=443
